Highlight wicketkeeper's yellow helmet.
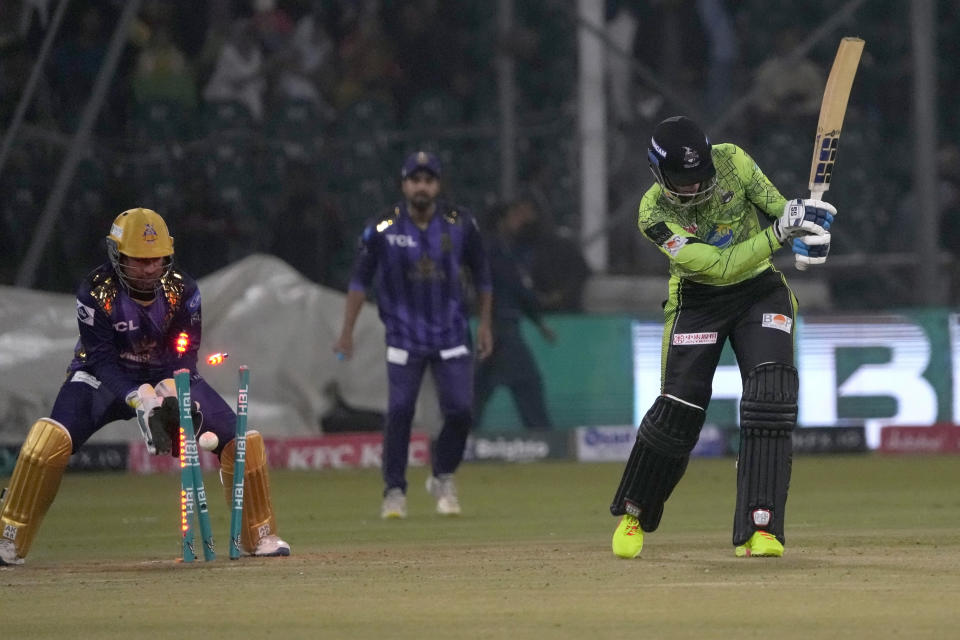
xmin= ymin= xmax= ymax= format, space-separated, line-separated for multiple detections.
xmin=106 ymin=208 xmax=174 ymax=294
xmin=106 ymin=207 xmax=174 ymax=258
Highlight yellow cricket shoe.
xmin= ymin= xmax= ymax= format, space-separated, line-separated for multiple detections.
xmin=734 ymin=530 xmax=784 ymax=557
xmin=612 ymin=514 xmax=644 ymax=558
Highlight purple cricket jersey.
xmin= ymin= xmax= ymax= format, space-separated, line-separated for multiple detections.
xmin=349 ymin=201 xmax=492 ymax=354
xmin=68 ymin=262 xmax=202 ymax=400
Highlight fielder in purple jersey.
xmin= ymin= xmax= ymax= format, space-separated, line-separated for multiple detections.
xmin=1 ymin=208 xmax=289 ymax=566
xmin=334 ymin=151 xmax=493 ymax=519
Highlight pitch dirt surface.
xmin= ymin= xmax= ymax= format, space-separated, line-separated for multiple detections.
xmin=2 ymin=455 xmax=958 ymax=638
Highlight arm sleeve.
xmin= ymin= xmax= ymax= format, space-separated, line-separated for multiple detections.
xmin=348 ymin=225 xmax=379 ymax=292
xmin=463 ymin=215 xmax=493 ymax=293
xmin=643 ymin=220 xmax=781 ymax=281
xmin=738 ymin=147 xmax=789 ymax=220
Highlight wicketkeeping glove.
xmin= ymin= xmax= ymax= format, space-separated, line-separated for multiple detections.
xmin=773 ymin=198 xmax=835 ymax=244
xmin=153 ymin=377 xmax=203 ymax=458
xmin=126 ymin=384 xmax=164 ymax=455
xmin=792 ymin=232 xmax=832 ymax=267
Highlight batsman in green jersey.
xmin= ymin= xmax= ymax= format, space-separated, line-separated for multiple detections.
xmin=610 ymin=116 xmax=835 ymax=559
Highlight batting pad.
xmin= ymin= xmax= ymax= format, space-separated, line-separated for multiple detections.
xmin=1 ymin=419 xmax=72 ymax=558
xmin=220 ymin=431 xmax=278 ymax=553
xmin=733 ymin=363 xmax=798 ymax=546
xmin=610 ymin=396 xmax=705 ymax=532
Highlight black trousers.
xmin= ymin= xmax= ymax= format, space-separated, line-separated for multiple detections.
xmin=661 ymin=269 xmax=797 ymax=408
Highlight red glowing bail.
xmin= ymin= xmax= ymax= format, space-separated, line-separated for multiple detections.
xmin=206 ymin=352 xmax=229 ymax=366
xmin=175 ymin=331 xmax=190 ymax=356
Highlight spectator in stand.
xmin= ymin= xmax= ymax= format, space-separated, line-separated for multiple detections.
xmin=271 ymin=1 xmax=337 ymax=117
xmin=49 ymin=4 xmax=110 ymax=130
xmin=251 ymin=0 xmax=294 ymax=55
xmin=202 ymin=18 xmax=266 ymax=121
xmin=384 ymin=0 xmax=471 ymax=121
xmin=747 ymin=26 xmax=825 ymax=135
xmin=132 ymin=20 xmax=197 ymax=110
xmin=695 ymin=0 xmax=739 ymax=113
xmin=332 ymin=4 xmax=401 ymax=111
xmin=605 ymin=1 xmax=642 ymax=128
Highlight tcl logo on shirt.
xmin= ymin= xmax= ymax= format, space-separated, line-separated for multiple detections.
xmin=386 ymin=234 xmax=418 ymax=247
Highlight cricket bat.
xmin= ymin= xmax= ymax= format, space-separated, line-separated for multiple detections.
xmin=796 ymin=36 xmax=865 ymax=271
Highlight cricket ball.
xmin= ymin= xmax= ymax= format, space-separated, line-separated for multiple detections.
xmin=198 ymin=431 xmax=219 ymax=451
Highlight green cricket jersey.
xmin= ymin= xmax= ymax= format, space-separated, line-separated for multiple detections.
xmin=639 ymin=143 xmax=789 ymax=286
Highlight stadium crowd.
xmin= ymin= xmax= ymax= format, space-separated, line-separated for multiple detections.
xmin=0 ymin=0 xmax=957 ymax=306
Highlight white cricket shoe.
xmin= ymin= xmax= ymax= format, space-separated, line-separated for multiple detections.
xmin=426 ymin=474 xmax=461 ymax=516
xmin=0 ymin=539 xmax=24 ymax=566
xmin=253 ymin=534 xmax=291 ymax=557
xmin=380 ymin=488 xmax=407 ymax=519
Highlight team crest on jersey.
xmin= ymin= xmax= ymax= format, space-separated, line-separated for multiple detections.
xmin=142 ymin=223 xmax=159 ymax=244
xmin=410 ymin=255 xmax=443 ymax=281
xmin=704 ymin=224 xmax=734 ymax=247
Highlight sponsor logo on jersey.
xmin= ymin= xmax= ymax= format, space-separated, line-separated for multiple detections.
xmin=187 ymin=290 xmax=201 ymax=312
xmin=386 ymin=234 xmax=417 ymax=247
xmin=662 ymin=234 xmax=688 ymax=256
xmin=682 ymin=223 xmax=698 ymax=234
xmin=70 ymin=371 xmax=102 ymax=389
xmin=76 ymin=300 xmax=95 ymax=326
xmin=120 ymin=352 xmax=152 ymax=364
xmin=762 ymin=313 xmax=793 ymax=334
xmin=672 ymin=332 xmax=718 ymax=345
xmin=113 ymin=320 xmax=140 ymax=332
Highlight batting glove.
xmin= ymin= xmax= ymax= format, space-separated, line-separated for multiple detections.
xmin=774 ymin=198 xmax=835 ymax=244
xmin=792 ymin=232 xmax=832 ymax=267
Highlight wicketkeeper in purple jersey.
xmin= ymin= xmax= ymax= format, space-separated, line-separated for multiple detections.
xmin=334 ymin=151 xmax=494 ymax=519
xmin=1 ymin=208 xmax=289 ymax=566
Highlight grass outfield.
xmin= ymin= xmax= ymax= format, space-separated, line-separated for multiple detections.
xmin=2 ymin=455 xmax=959 ymax=638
